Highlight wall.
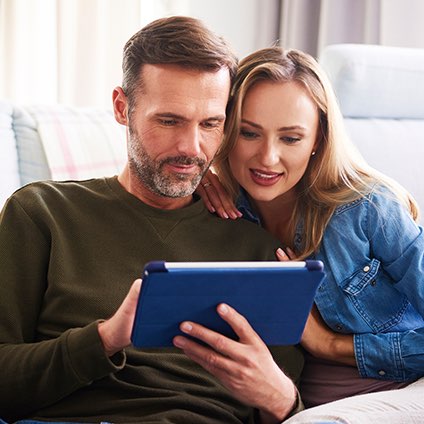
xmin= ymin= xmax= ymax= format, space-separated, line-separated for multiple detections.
xmin=186 ymin=0 xmax=280 ymax=57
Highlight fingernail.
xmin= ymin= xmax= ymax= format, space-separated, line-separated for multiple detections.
xmin=218 ymin=304 xmax=229 ymax=314
xmin=180 ymin=322 xmax=192 ymax=333
xmin=276 ymin=248 xmax=286 ymax=257
xmin=173 ymin=337 xmax=186 ymax=348
xmin=222 ymin=212 xmax=229 ymax=219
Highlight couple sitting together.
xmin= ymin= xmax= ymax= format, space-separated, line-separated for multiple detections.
xmin=1 ymin=15 xmax=423 ymax=424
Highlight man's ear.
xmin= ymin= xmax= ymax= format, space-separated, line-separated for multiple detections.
xmin=113 ymin=87 xmax=129 ymax=125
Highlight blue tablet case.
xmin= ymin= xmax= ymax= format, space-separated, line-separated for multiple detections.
xmin=131 ymin=260 xmax=325 ymax=348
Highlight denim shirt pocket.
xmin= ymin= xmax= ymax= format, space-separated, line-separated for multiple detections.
xmin=341 ymin=258 xmax=409 ymax=332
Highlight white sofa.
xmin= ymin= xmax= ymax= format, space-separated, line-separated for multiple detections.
xmin=0 ymin=102 xmax=127 ymax=208
xmin=319 ymin=44 xmax=424 ymax=222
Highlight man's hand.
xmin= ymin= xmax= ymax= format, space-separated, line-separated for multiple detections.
xmin=301 ymin=304 xmax=356 ymax=366
xmin=98 ymin=279 xmax=142 ymax=356
xmin=173 ymin=303 xmax=297 ymax=423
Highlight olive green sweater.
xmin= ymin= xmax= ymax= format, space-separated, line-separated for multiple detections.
xmin=0 ymin=177 xmax=303 ymax=423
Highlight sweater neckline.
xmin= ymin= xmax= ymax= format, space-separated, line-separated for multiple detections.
xmin=105 ymin=176 xmax=207 ymax=219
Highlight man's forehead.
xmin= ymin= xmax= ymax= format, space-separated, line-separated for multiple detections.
xmin=139 ymin=63 xmax=231 ymax=89
xmin=135 ymin=64 xmax=231 ymax=115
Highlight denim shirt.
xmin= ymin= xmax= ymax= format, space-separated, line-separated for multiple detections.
xmin=237 ymin=188 xmax=424 ymax=381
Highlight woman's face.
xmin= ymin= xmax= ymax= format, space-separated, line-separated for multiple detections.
xmin=229 ymin=80 xmax=319 ymax=203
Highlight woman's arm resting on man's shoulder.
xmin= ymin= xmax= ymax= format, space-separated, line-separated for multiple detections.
xmin=197 ymin=169 xmax=242 ymax=219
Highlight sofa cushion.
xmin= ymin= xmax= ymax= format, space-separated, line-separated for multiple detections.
xmin=13 ymin=105 xmax=52 ymax=186
xmin=319 ymin=44 xmax=424 ymax=119
xmin=20 ymin=105 xmax=127 ymax=181
xmin=344 ymin=118 xmax=424 ymax=210
xmin=0 ymin=101 xmax=21 ymax=206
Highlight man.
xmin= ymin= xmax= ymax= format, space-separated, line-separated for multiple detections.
xmin=0 ymin=16 xmax=303 ymax=423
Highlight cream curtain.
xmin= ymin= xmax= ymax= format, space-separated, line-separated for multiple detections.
xmin=279 ymin=0 xmax=424 ymax=58
xmin=2 ymin=0 xmax=424 ymax=107
xmin=0 ymin=0 xmax=189 ymax=108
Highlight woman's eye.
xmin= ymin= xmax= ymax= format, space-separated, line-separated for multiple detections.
xmin=282 ymin=136 xmax=301 ymax=144
xmin=240 ymin=129 xmax=259 ymax=139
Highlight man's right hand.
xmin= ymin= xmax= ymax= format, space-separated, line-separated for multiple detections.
xmin=98 ymin=279 xmax=142 ymax=356
xmin=173 ymin=303 xmax=297 ymax=423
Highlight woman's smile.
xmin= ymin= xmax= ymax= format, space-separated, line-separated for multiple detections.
xmin=249 ymin=168 xmax=284 ymax=186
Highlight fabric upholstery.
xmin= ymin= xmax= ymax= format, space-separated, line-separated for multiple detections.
xmin=319 ymin=44 xmax=424 ymax=221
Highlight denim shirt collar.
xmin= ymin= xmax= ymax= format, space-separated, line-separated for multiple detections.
xmin=236 ymin=189 xmax=305 ymax=252
xmin=236 ymin=188 xmax=262 ymax=226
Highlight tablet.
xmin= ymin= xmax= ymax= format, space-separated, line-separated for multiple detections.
xmin=131 ymin=260 xmax=325 ymax=348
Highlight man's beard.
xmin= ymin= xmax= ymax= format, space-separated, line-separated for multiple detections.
xmin=127 ymin=125 xmax=210 ymax=198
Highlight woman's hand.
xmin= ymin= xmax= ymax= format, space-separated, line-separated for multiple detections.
xmin=276 ymin=247 xmax=296 ymax=261
xmin=197 ymin=170 xmax=242 ymax=219
xmin=301 ymin=304 xmax=356 ymax=366
xmin=173 ymin=303 xmax=297 ymax=423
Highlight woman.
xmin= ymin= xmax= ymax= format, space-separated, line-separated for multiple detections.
xmin=199 ymin=46 xmax=424 ymax=410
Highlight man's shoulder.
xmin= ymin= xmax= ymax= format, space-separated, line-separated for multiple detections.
xmin=11 ymin=177 xmax=112 ymax=203
xmin=4 ymin=177 xmax=115 ymax=219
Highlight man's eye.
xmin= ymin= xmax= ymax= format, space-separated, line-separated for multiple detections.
xmin=202 ymin=121 xmax=221 ymax=129
xmin=240 ymin=129 xmax=259 ymax=139
xmin=160 ymin=119 xmax=177 ymax=126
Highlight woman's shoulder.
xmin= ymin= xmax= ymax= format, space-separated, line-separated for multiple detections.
xmin=331 ymin=183 xmax=419 ymax=236
xmin=333 ymin=184 xmax=400 ymax=216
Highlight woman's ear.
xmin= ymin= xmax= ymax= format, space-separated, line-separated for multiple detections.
xmin=312 ymin=135 xmax=321 ymax=158
xmin=112 ymin=87 xmax=129 ymax=126
xmin=311 ymin=142 xmax=318 ymax=157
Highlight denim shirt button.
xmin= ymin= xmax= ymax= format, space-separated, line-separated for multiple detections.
xmin=363 ymin=265 xmax=370 ymax=272
xmin=378 ymin=370 xmax=386 ymax=376
xmin=336 ymin=324 xmax=342 ymax=331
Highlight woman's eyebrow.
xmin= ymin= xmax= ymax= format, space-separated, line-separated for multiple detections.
xmin=241 ymin=118 xmax=306 ymax=131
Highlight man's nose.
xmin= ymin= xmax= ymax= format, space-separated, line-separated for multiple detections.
xmin=176 ymin=126 xmax=201 ymax=157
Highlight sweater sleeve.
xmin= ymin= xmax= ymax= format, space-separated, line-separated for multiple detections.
xmin=0 ymin=197 xmax=124 ymax=418
xmin=353 ymin=192 xmax=424 ymax=380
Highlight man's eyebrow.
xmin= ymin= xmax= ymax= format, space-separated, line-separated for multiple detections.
xmin=241 ymin=119 xmax=307 ymax=131
xmin=155 ymin=113 xmax=226 ymax=122
xmin=155 ymin=113 xmax=186 ymax=120
xmin=207 ymin=115 xmax=226 ymax=122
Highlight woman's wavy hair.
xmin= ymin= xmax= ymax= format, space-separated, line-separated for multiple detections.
xmin=214 ymin=46 xmax=419 ymax=258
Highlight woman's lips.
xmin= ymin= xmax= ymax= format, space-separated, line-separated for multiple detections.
xmin=249 ymin=169 xmax=283 ymax=186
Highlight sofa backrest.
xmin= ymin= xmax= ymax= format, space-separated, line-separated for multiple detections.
xmin=0 ymin=101 xmax=22 ymax=205
xmin=319 ymin=44 xmax=424 ymax=220
xmin=0 ymin=103 xmax=127 ymax=207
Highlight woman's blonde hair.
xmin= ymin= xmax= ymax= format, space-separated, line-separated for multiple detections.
xmin=214 ymin=47 xmax=419 ymax=259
